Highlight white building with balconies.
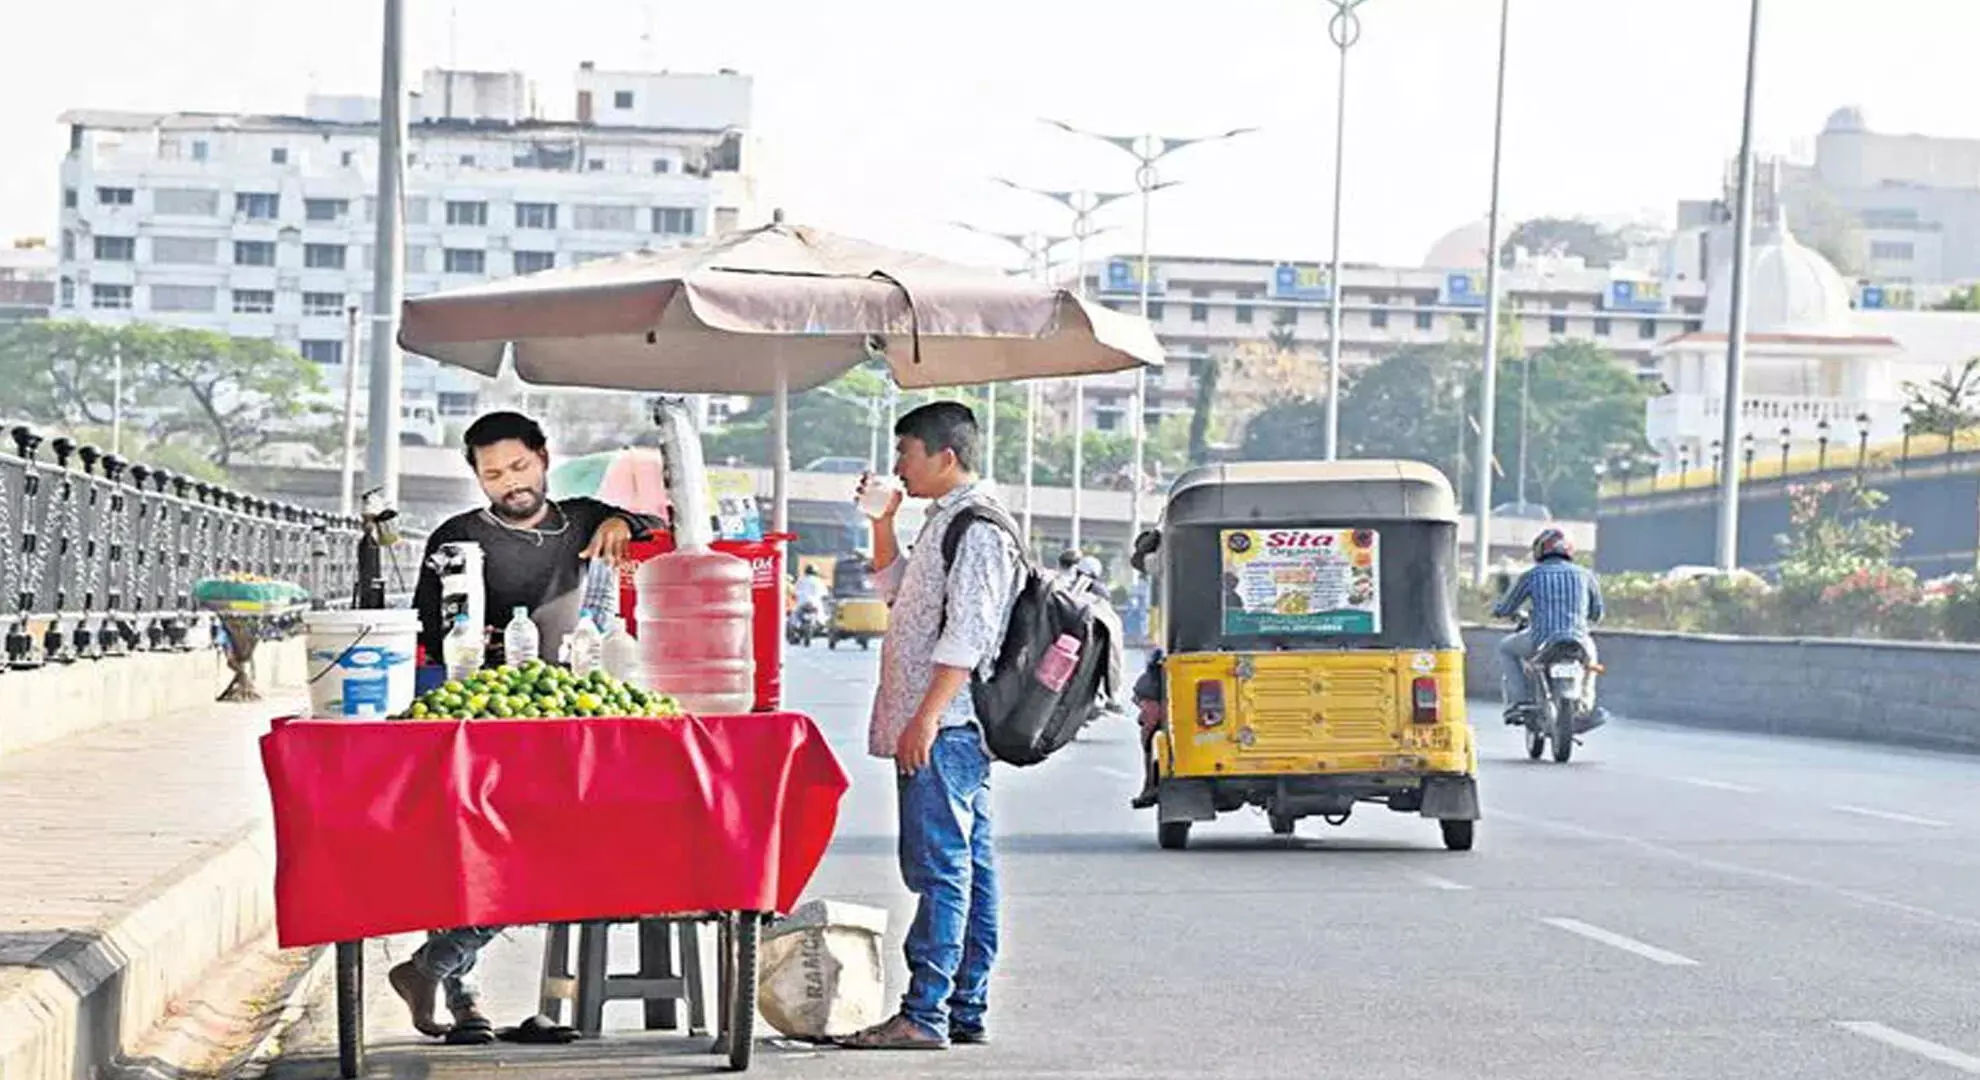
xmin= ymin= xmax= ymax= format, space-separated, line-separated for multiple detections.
xmin=52 ymin=64 xmax=757 ymax=430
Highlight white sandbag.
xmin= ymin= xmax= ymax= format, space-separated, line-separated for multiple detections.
xmin=756 ymin=900 xmax=890 ymax=1040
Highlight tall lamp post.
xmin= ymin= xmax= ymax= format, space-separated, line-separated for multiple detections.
xmin=995 ymin=179 xmax=1132 ymax=553
xmin=1322 ymin=0 xmax=1374 ymax=461
xmin=1714 ymin=0 xmax=1765 ymax=572
xmin=1470 ymin=0 xmax=1513 ymax=584
xmin=951 ymin=221 xmax=1075 ymax=544
xmin=1040 ymin=120 xmax=1256 ymax=553
xmin=364 ymin=0 xmax=408 ymax=509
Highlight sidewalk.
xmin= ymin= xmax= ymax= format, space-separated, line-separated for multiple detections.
xmin=0 ymin=659 xmax=308 ymax=1080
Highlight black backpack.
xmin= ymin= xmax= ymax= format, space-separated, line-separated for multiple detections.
xmin=939 ymin=502 xmax=1121 ymax=767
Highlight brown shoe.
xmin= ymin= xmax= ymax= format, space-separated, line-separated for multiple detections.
xmin=388 ymin=961 xmax=452 ymax=1038
xmin=838 ymin=1013 xmax=949 ymax=1050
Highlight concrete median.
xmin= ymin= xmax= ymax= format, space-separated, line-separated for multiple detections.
xmin=1461 ymin=625 xmax=1980 ymax=755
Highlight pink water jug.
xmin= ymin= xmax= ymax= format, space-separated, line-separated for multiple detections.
xmin=634 ymin=547 xmax=756 ymax=716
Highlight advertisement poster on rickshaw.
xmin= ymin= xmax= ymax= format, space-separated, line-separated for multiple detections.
xmin=1219 ymin=527 xmax=1380 ymax=635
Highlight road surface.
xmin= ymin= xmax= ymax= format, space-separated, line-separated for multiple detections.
xmin=267 ymin=645 xmax=1980 ymax=1079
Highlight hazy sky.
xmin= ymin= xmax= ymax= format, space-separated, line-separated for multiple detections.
xmin=5 ymin=1 xmax=1977 ymax=271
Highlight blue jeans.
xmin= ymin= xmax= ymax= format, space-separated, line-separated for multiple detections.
xmin=896 ymin=726 xmax=998 ymax=1038
xmin=412 ymin=926 xmax=501 ymax=1011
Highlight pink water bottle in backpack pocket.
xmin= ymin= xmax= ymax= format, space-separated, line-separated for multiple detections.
xmin=1035 ymin=633 xmax=1082 ymax=693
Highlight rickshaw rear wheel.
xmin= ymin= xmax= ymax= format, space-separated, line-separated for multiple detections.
xmin=1440 ymin=819 xmax=1475 ymax=851
xmin=858 ymin=637 xmax=870 ymax=650
xmin=1158 ymin=820 xmax=1191 ymax=850
xmin=1268 ymin=812 xmax=1295 ymax=836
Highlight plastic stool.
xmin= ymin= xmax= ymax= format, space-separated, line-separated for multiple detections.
xmin=538 ymin=919 xmax=708 ymax=1037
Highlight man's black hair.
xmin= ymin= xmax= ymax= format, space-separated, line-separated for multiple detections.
xmin=1058 ymin=549 xmax=1082 ymax=569
xmin=462 ymin=411 xmax=548 ymax=467
xmin=894 ymin=400 xmax=980 ymax=473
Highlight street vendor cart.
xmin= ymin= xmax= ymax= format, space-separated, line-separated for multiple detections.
xmin=262 ymin=711 xmax=847 ymax=1074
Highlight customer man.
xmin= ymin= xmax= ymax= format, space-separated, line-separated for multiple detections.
xmin=842 ymin=401 xmax=1020 ymax=1051
xmin=397 ymin=411 xmax=660 ymax=1042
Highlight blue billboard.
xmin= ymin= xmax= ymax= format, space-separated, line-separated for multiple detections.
xmin=1440 ymin=271 xmax=1488 ymax=308
xmin=1602 ymin=278 xmax=1669 ymax=313
xmin=1103 ymin=258 xmax=1164 ymax=296
xmin=1858 ymin=283 xmax=1913 ymax=310
xmin=1269 ymin=262 xmax=1334 ymax=301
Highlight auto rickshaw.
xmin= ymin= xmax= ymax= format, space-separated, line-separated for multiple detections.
xmin=827 ymin=554 xmax=888 ymax=650
xmin=1134 ymin=460 xmax=1479 ymax=852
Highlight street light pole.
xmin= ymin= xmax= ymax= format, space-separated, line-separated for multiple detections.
xmin=995 ymin=179 xmax=1132 ymax=554
xmin=339 ymin=305 xmax=363 ymax=516
xmin=1041 ymin=121 xmax=1256 ymax=555
xmin=1322 ymin=0 xmax=1370 ymax=461
xmin=364 ymin=0 xmax=408 ymax=509
xmin=1471 ymin=0 xmax=1511 ymax=585
xmin=950 ymin=221 xmax=1076 ymax=501
xmin=1715 ymin=0 xmax=1764 ymax=572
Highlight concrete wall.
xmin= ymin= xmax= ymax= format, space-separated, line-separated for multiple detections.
xmin=3 ymin=635 xmax=307 ymax=759
xmin=1461 ymin=625 xmax=1980 ymax=754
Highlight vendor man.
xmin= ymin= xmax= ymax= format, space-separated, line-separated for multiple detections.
xmin=397 ymin=410 xmax=661 ymax=1042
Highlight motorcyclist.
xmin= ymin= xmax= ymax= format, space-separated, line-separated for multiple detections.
xmin=1493 ymin=528 xmax=1605 ymax=724
xmin=790 ymin=565 xmax=828 ymax=631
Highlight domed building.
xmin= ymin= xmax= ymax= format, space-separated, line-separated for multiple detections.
xmin=1645 ymin=204 xmax=1903 ymax=473
xmin=1422 ymin=219 xmax=1492 ymax=270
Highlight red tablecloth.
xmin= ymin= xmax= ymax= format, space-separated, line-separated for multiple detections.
xmin=259 ymin=713 xmax=848 ymax=948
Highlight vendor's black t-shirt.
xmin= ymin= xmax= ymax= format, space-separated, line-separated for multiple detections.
xmin=411 ymin=498 xmax=659 ymax=665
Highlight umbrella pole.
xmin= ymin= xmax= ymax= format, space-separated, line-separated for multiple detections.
xmin=1023 ymin=382 xmax=1037 ymax=545
xmin=772 ymin=370 xmax=790 ymax=534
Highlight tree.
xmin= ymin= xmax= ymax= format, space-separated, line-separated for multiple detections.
xmin=1503 ymin=217 xmax=1627 ymax=268
xmin=1240 ymin=339 xmax=1650 ymax=517
xmin=1932 ymin=286 xmax=1980 ymax=312
xmin=1901 ymin=357 xmax=1980 ymax=449
xmin=0 ymin=320 xmax=332 ymax=467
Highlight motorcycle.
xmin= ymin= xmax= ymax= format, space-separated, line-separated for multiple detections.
xmin=1505 ymin=616 xmax=1605 ymax=763
xmin=786 ymin=601 xmax=826 ymax=648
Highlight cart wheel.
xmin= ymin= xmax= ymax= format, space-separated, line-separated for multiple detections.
xmin=1157 ymin=820 xmax=1191 ymax=851
xmin=1268 ymin=812 xmax=1295 ymax=837
xmin=858 ymin=637 xmax=870 ymax=651
xmin=722 ymin=913 xmax=760 ymax=1071
xmin=335 ymin=941 xmax=365 ymax=1079
xmin=826 ymin=635 xmax=838 ymax=650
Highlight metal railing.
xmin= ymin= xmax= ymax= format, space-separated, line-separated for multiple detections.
xmin=2 ymin=423 xmax=377 ymax=669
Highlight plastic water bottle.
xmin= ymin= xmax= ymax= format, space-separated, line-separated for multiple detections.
xmin=600 ymin=615 xmax=643 ymax=687
xmin=502 ymin=606 xmax=540 ymax=667
xmin=442 ymin=614 xmax=483 ymax=682
xmin=1035 ymin=633 xmax=1082 ymax=693
xmin=580 ymin=560 xmax=617 ymax=632
xmin=563 ymin=608 xmax=604 ymax=676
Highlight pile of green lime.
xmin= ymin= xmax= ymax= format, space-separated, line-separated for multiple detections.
xmin=397 ymin=660 xmax=682 ymax=720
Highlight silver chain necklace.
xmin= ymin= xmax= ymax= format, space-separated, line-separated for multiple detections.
xmin=479 ymin=501 xmax=569 ymax=546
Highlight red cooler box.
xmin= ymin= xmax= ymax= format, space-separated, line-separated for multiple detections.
xmin=620 ymin=533 xmax=793 ymax=712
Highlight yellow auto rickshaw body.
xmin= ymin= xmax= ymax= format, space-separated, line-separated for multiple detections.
xmin=828 ymin=555 xmax=888 ymax=650
xmin=1140 ymin=460 xmax=1479 ymax=852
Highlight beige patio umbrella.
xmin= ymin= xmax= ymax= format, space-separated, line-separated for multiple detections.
xmin=398 ymin=220 xmax=1162 ymax=530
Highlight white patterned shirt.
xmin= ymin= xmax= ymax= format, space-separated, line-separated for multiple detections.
xmin=867 ymin=482 xmax=1020 ymax=758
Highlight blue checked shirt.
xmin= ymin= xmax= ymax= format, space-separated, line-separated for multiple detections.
xmin=1494 ymin=558 xmax=1604 ymax=646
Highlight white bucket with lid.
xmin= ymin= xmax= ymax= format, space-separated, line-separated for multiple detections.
xmin=305 ymin=608 xmax=421 ymax=718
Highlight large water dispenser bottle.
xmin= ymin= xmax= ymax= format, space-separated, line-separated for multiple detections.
xmin=635 ymin=398 xmax=757 ymax=715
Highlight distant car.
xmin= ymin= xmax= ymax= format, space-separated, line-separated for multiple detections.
xmin=1492 ymin=501 xmax=1553 ymax=521
xmin=399 ymin=402 xmax=443 ymax=446
xmin=804 ymin=456 xmax=870 ymax=475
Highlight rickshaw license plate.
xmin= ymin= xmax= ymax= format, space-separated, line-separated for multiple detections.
xmin=1401 ymin=727 xmax=1450 ymax=750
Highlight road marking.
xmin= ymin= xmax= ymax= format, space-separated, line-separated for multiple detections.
xmin=1836 ymin=1022 xmax=1980 ymax=1074
xmin=1831 ymin=804 xmax=1951 ymax=828
xmin=1405 ymin=871 xmax=1473 ymax=891
xmin=1541 ymin=918 xmax=1699 ymax=966
xmin=1494 ymin=810 xmax=1980 ymax=933
xmin=1675 ymin=776 xmax=1762 ymax=794
xmin=1090 ymin=765 xmax=1139 ymax=783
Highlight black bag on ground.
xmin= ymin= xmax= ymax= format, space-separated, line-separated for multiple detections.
xmin=940 ymin=504 xmax=1122 ymax=767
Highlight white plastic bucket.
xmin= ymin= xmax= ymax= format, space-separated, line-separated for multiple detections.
xmin=305 ymin=609 xmax=421 ymax=718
